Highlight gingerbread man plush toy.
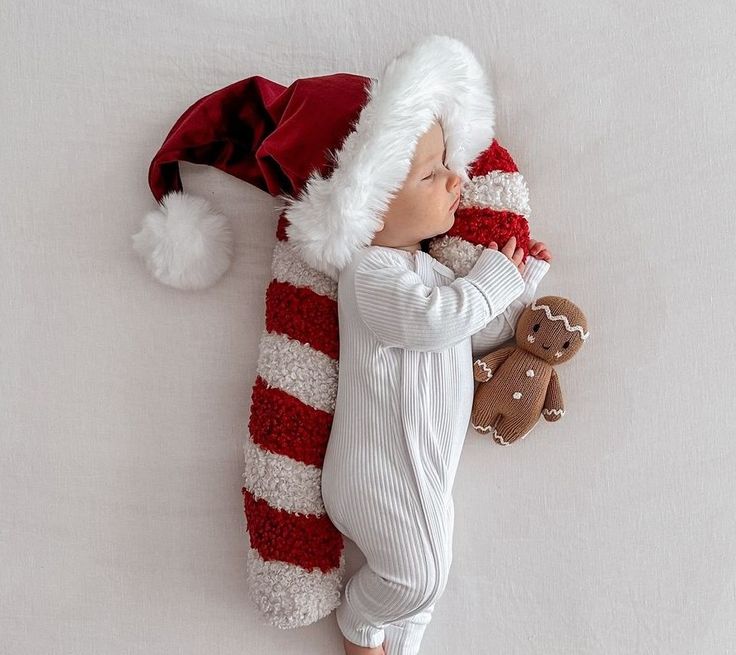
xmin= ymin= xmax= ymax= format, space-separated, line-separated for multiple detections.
xmin=471 ymin=295 xmax=589 ymax=446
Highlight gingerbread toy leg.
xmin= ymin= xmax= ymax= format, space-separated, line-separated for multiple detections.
xmin=494 ymin=414 xmax=539 ymax=446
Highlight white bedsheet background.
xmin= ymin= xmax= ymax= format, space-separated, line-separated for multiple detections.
xmin=2 ymin=1 xmax=735 ymax=653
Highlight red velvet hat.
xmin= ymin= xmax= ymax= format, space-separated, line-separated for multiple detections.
xmin=133 ymin=35 xmax=495 ymax=289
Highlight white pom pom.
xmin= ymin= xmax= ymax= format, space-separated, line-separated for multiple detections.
xmin=132 ymin=191 xmax=233 ymax=290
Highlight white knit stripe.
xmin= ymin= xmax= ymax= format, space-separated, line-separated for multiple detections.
xmin=242 ymin=437 xmax=325 ymax=516
xmin=428 ymin=236 xmax=484 ymax=278
xmin=256 ymin=331 xmax=338 ymax=413
xmin=462 ymin=170 xmax=531 ymax=217
xmin=245 ymin=546 xmax=346 ymax=630
xmin=271 ymin=240 xmax=338 ymax=301
xmin=430 ymin=234 xmax=551 ymax=285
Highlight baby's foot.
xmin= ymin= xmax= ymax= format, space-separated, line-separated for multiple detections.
xmin=342 ymin=635 xmax=385 ymax=655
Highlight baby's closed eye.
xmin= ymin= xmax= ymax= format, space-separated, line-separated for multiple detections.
xmin=422 ymin=161 xmax=450 ymax=181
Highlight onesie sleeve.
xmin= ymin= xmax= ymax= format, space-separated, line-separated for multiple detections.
xmin=470 ymin=256 xmax=551 ymax=359
xmin=353 ymin=247 xmax=525 ymax=352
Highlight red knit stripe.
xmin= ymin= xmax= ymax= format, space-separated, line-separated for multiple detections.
xmin=242 ymin=487 xmax=343 ymax=573
xmin=248 ymin=376 xmax=332 ymax=468
xmin=469 ymin=139 xmax=519 ymax=176
xmin=446 ymin=206 xmax=531 ymax=255
xmin=265 ymin=280 xmax=339 ymax=360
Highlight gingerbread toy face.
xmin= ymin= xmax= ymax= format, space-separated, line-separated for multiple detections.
xmin=514 ymin=295 xmax=589 ymax=365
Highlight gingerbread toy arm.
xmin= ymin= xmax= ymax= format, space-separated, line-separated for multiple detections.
xmin=542 ymin=368 xmax=565 ymax=421
xmin=473 ymin=346 xmax=515 ymax=382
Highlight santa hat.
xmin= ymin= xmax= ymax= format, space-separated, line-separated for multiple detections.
xmin=132 ymin=34 xmax=495 ymax=288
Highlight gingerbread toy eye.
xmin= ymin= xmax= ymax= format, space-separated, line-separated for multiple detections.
xmin=533 ymin=324 xmax=540 ymax=332
xmin=563 ymin=340 xmax=570 ymax=349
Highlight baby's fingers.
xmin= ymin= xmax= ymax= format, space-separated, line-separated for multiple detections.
xmin=535 ymin=247 xmax=552 ymax=262
xmin=500 ymin=236 xmax=517 ymax=259
xmin=530 ymin=240 xmax=553 ymax=261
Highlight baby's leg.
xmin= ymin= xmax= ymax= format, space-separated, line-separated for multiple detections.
xmin=381 ymin=603 xmax=435 ymax=655
xmin=336 ymin=561 xmax=445 ymax=651
xmin=324 ymin=433 xmax=456 ymax=653
xmin=334 ymin=505 xmax=451 ymax=651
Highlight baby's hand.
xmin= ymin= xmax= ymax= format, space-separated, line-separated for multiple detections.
xmin=528 ymin=238 xmax=552 ymax=262
xmin=487 ymin=236 xmax=525 ymax=271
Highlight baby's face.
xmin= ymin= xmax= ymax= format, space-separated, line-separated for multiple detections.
xmin=371 ymin=120 xmax=462 ymax=250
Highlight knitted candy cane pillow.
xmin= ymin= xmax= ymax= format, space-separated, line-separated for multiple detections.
xmin=240 ymin=137 xmax=535 ymax=629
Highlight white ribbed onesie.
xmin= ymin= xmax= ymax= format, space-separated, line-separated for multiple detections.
xmin=321 ymin=245 xmax=549 ymax=653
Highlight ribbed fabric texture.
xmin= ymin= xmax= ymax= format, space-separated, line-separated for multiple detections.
xmin=470 ymin=254 xmax=550 ymax=359
xmin=321 ymin=246 xmax=548 ymax=653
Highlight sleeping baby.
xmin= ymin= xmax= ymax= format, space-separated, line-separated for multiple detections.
xmin=321 ymin=118 xmax=552 ymax=655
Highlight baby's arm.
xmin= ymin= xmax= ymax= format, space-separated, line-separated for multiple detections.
xmin=353 ymin=247 xmax=525 ymax=352
xmin=470 ymin=256 xmax=550 ymax=360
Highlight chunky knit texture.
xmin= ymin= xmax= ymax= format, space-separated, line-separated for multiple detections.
xmin=240 ymin=139 xmax=540 ymax=629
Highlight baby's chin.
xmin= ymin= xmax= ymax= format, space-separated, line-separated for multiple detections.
xmin=423 ymin=216 xmax=455 ymax=240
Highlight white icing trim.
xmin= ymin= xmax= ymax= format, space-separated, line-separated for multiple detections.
xmin=492 ymin=432 xmax=512 ymax=446
xmin=472 ymin=423 xmax=493 ymax=432
xmin=474 ymin=359 xmax=493 ymax=381
xmin=472 ymin=422 xmax=511 ymax=445
xmin=530 ymin=300 xmax=589 ymax=339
